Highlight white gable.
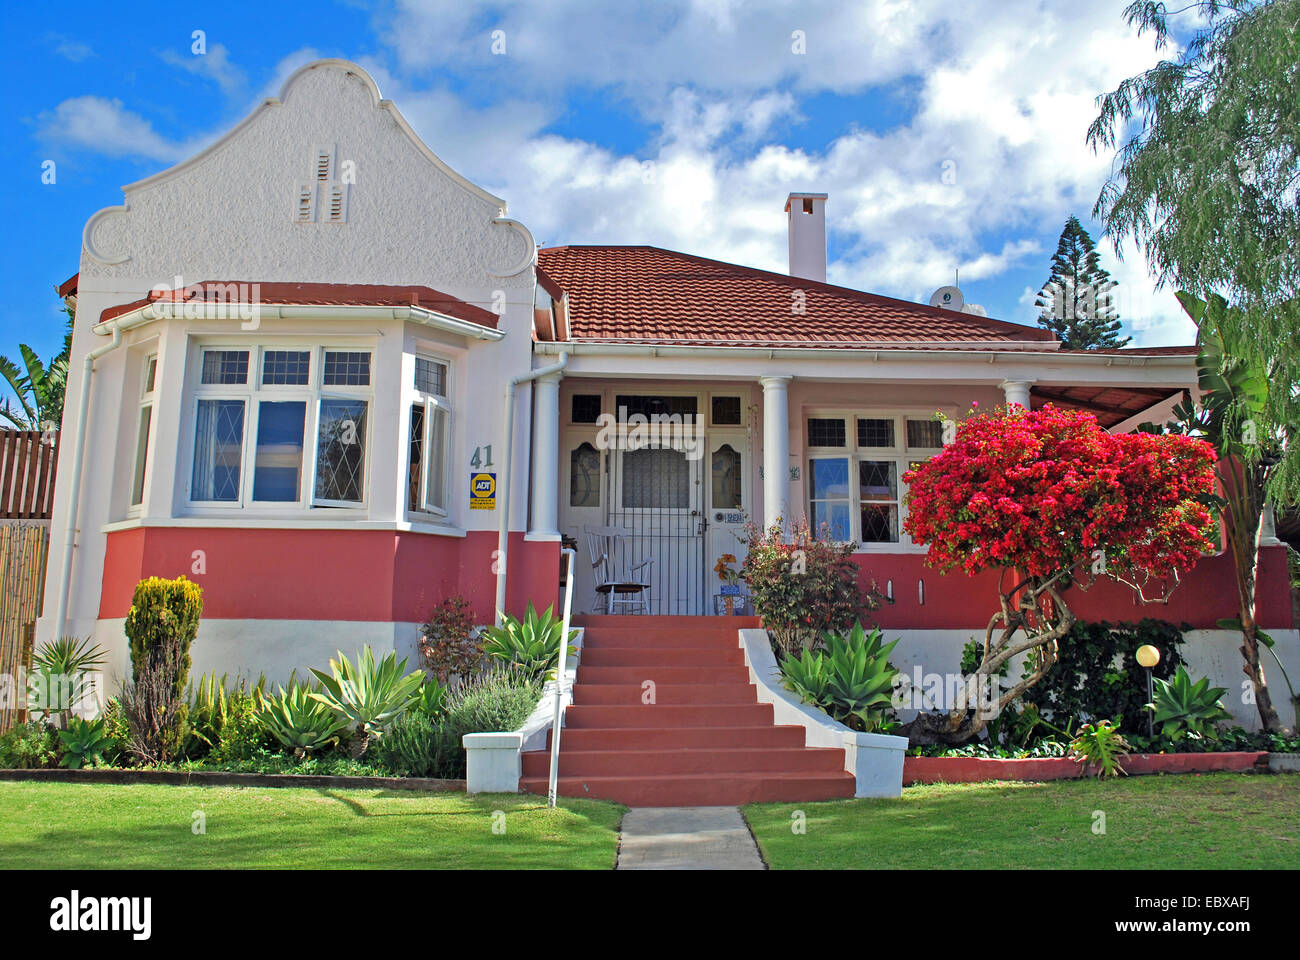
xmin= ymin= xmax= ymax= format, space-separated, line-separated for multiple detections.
xmin=79 ymin=59 xmax=534 ymax=291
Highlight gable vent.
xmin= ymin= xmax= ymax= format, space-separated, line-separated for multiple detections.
xmin=325 ymin=182 xmax=349 ymax=223
xmin=314 ymin=144 xmax=334 ymax=181
xmin=295 ymin=182 xmax=316 ymax=223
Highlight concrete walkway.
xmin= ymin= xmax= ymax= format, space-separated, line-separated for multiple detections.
xmin=616 ymin=806 xmax=766 ymax=870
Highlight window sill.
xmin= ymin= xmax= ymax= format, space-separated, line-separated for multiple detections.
xmin=102 ymin=516 xmax=467 ymax=538
xmin=853 ymin=543 xmax=929 ymax=555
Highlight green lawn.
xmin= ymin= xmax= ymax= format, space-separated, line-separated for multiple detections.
xmin=0 ymin=783 xmax=624 ymax=869
xmin=744 ymin=774 xmax=1300 ymax=869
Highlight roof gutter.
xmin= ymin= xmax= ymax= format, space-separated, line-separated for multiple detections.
xmin=533 ymin=340 xmax=1194 ymax=366
xmin=94 ymin=302 xmax=505 ymax=341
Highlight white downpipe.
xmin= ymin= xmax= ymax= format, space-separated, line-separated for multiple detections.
xmin=50 ymin=320 xmax=138 ymax=635
xmin=548 ymin=547 xmax=576 ymax=807
xmin=494 ymin=353 xmax=568 ymax=625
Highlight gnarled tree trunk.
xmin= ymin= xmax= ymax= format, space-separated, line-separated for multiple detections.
xmin=903 ymin=570 xmax=1075 ymax=745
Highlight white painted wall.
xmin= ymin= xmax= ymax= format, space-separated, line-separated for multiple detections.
xmin=38 ymin=59 xmax=542 ymax=652
xmin=885 ymin=627 xmax=1300 ymax=732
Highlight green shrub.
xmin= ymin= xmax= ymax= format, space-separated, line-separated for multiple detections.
xmin=57 ymin=716 xmax=113 ymax=769
xmin=443 ymin=670 xmax=541 ymax=738
xmin=779 ymin=622 xmax=900 ymax=733
xmin=184 ymin=672 xmax=268 ymax=759
xmin=212 ymin=686 xmax=272 ymax=761
xmin=480 ymin=603 xmax=577 ymax=684
xmin=371 ymin=715 xmax=463 ymax=778
xmin=418 ymin=595 xmax=481 ymax=682
xmin=257 ymin=683 xmax=348 ymax=757
xmin=99 ymin=697 xmax=130 ymax=764
xmin=1148 ymin=666 xmax=1232 ymax=741
xmin=309 ymin=647 xmax=426 ymax=756
xmin=122 ymin=576 xmax=204 ymax=761
xmin=742 ymin=518 xmax=882 ymax=654
xmin=1069 ymin=719 xmax=1131 ymax=777
xmin=1019 ymin=618 xmax=1187 ymax=734
xmin=0 ymin=721 xmax=61 ymax=769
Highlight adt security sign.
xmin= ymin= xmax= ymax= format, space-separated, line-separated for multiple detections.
xmin=470 ymin=472 xmax=496 ymax=510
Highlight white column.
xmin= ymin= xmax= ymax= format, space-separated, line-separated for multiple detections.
xmin=529 ymin=370 xmax=562 ymax=538
xmin=999 ymin=379 xmax=1034 ymax=410
xmin=760 ymin=376 xmax=792 ymax=529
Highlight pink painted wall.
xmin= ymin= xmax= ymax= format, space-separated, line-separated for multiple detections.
xmin=100 ymin=527 xmax=560 ymax=624
xmin=853 ymin=545 xmax=1294 ymax=630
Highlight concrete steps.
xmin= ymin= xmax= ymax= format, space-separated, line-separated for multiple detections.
xmin=519 ymin=616 xmax=855 ymax=806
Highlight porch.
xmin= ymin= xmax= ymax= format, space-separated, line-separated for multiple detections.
xmin=528 ymin=346 xmax=1193 ymax=618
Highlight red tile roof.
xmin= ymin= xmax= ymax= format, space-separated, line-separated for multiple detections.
xmin=57 ymin=273 xmax=79 ymax=299
xmin=97 ymin=281 xmax=498 ymax=329
xmin=536 ymin=245 xmax=1060 ymax=348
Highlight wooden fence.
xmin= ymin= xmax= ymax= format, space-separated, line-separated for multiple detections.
xmin=0 ymin=523 xmax=48 ymax=732
xmin=1 ymin=430 xmax=58 ymax=520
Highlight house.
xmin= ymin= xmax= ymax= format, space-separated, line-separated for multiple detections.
xmin=40 ymin=59 xmax=1297 ymax=747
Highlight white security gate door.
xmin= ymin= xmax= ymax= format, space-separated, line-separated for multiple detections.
xmin=608 ymin=444 xmax=705 ymax=615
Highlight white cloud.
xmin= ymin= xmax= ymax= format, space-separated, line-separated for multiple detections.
xmin=160 ymin=42 xmax=246 ymax=94
xmin=1102 ymin=239 xmax=1196 ymax=346
xmin=35 ymin=96 xmax=188 ymax=162
xmin=50 ymin=36 xmax=93 ymax=62
xmin=35 ymin=1 xmax=1196 ymax=344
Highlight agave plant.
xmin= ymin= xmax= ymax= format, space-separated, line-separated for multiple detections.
xmin=257 ymin=684 xmax=349 ymax=757
xmin=28 ymin=636 xmax=107 ymax=726
xmin=57 ymin=716 xmax=114 ymax=769
xmin=310 ymin=646 xmax=425 ymax=755
xmin=480 ymin=603 xmax=578 ymax=683
xmin=410 ymin=678 xmax=448 ymax=720
xmin=1147 ymin=666 xmax=1232 ymax=742
xmin=780 ymin=622 xmax=901 ymax=733
xmin=1069 ymin=719 xmax=1131 ymax=778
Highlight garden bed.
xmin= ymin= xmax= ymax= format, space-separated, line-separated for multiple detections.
xmin=0 ymin=767 xmax=465 ymax=792
xmin=903 ymin=750 xmax=1267 ymax=785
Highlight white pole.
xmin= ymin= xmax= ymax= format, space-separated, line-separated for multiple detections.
xmin=548 ymin=547 xmax=576 ymax=808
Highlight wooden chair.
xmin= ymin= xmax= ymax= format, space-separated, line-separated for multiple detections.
xmin=583 ymin=525 xmax=654 ymax=614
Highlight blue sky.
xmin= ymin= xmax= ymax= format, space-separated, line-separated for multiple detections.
xmin=1 ymin=0 xmax=1197 ymax=401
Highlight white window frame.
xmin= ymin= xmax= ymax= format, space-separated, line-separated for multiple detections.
xmin=185 ymin=342 xmax=373 ymax=512
xmin=310 ymin=347 xmax=373 ymax=509
xmin=128 ymin=353 xmax=158 ymax=512
xmin=410 ymin=353 xmax=452 ymax=518
xmin=804 ymin=409 xmax=950 ymax=552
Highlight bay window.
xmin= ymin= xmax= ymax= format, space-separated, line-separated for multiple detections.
xmin=805 ymin=412 xmax=945 ymax=546
xmin=189 ymin=345 xmax=371 ymax=508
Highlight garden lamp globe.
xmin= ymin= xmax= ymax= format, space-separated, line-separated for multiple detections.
xmin=1135 ymin=644 xmax=1160 ymax=737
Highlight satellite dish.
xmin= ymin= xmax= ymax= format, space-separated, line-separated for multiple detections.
xmin=929 ymin=285 xmax=964 ymax=311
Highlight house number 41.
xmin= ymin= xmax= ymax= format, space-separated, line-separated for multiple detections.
xmin=470 ymin=445 xmax=494 ymax=468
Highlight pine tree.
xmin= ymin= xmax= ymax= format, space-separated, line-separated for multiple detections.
xmin=1034 ymin=216 xmax=1130 ymax=349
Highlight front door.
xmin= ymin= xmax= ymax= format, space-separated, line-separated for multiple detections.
xmin=607 ymin=443 xmax=705 ymax=614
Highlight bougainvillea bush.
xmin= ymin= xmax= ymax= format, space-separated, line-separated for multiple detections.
xmin=901 ymin=404 xmax=1217 ymax=743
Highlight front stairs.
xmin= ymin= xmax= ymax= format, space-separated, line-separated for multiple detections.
xmin=519 ymin=615 xmax=856 ymax=806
